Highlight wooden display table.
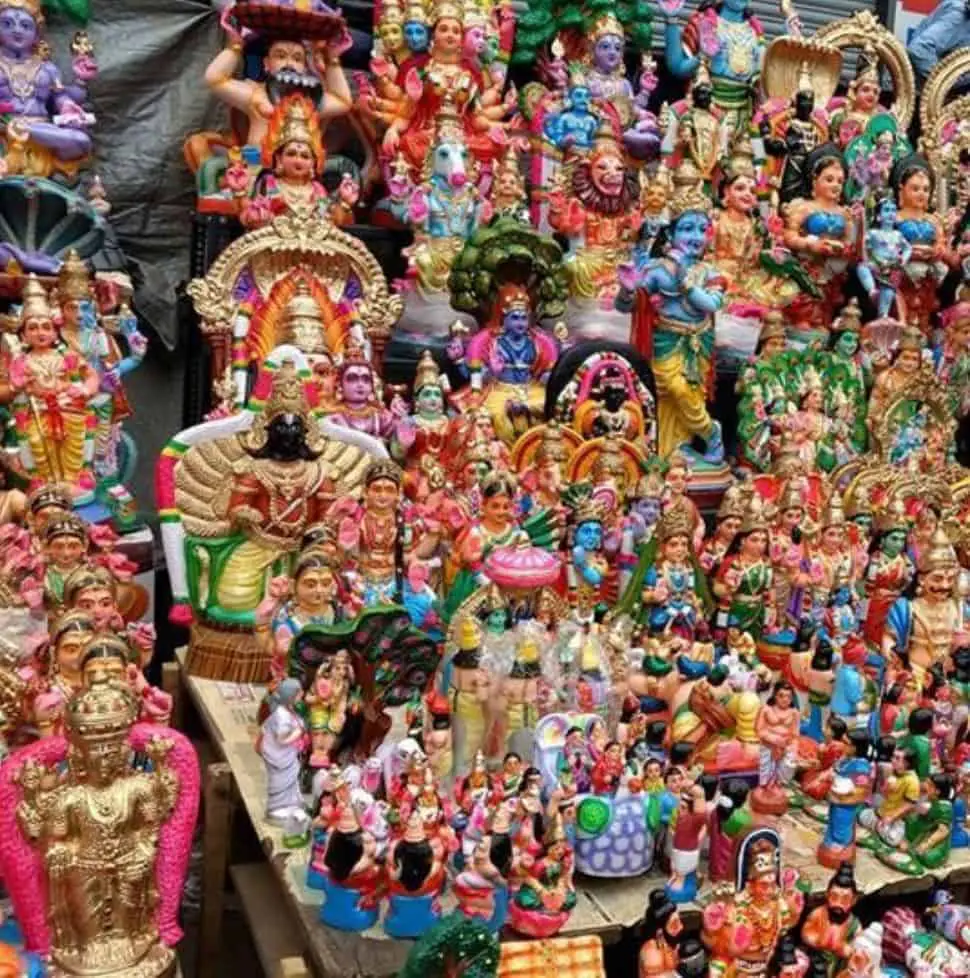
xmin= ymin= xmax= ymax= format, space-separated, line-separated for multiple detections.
xmin=168 ymin=650 xmax=970 ymax=978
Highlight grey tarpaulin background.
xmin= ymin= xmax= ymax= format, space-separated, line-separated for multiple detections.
xmin=69 ymin=0 xmax=225 ymax=348
xmin=40 ymin=0 xmax=226 ymax=510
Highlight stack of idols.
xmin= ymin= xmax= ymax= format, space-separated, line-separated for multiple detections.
xmin=0 ymin=0 xmax=150 ymax=533
xmin=0 ymin=504 xmax=199 ymax=975
xmin=0 ymin=0 xmax=966 ymax=968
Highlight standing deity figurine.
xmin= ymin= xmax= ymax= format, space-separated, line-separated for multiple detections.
xmin=5 ymin=275 xmax=99 ymax=503
xmin=625 ymin=172 xmax=726 ymax=467
xmin=56 ymin=251 xmax=147 ymax=510
xmin=660 ymin=0 xmax=768 ymax=148
xmin=857 ymin=196 xmax=912 ymax=321
xmin=0 ymin=674 xmax=199 ymax=978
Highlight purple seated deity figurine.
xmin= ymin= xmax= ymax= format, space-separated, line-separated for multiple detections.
xmin=0 ymin=0 xmax=95 ymax=174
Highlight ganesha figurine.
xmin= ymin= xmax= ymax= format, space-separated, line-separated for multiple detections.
xmin=0 ymin=674 xmax=200 ymax=978
xmin=402 ymin=102 xmax=486 ymax=303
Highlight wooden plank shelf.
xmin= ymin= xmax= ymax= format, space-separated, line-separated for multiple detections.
xmin=174 ymin=648 xmax=970 ymax=978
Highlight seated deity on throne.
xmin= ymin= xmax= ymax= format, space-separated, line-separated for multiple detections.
xmin=186 ymin=208 xmax=402 ymax=413
xmin=158 ymin=352 xmax=385 ymax=681
xmin=0 ymin=0 xmax=96 ymax=180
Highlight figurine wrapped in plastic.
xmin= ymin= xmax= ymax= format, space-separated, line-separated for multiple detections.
xmin=702 ymin=828 xmax=803 ymax=978
xmin=625 ymin=170 xmax=726 ymax=470
xmin=318 ymin=801 xmax=382 ymax=931
xmin=385 ymin=810 xmax=447 ymax=938
xmin=783 ymin=144 xmax=855 ymax=337
xmin=7 ymin=276 xmax=99 ymax=503
xmin=0 ymin=674 xmax=199 ymax=978
xmin=507 ymin=813 xmax=575 ymax=938
xmin=856 ymin=196 xmax=912 ymax=320
xmin=546 ymin=119 xmax=642 ymax=312
xmin=442 ymin=618 xmax=493 ymax=776
xmin=453 ymin=804 xmax=514 ymax=932
xmin=423 ymin=690 xmax=453 ymax=780
xmin=891 ymin=154 xmax=950 ymax=337
xmin=884 ymin=527 xmax=960 ymax=692
xmin=0 ymin=0 xmax=95 ymax=176
xmin=639 ymin=890 xmax=683 ymax=978
xmin=659 ymin=0 xmax=767 ymax=146
xmin=447 ymin=217 xmax=567 ymax=443
xmin=257 ymin=678 xmax=310 ymax=842
xmin=882 ymin=906 xmax=970 ymax=978
xmin=800 ymin=863 xmax=861 ymax=974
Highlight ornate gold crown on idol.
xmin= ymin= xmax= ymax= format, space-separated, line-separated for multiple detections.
xmin=3 ymin=0 xmax=43 ymax=20
xmin=57 ymin=249 xmax=92 ymax=303
xmin=590 ymin=13 xmax=624 ymax=42
xmin=66 ymin=676 xmax=139 ymax=743
xmin=657 ymin=503 xmax=694 ymax=543
xmin=19 ymin=275 xmax=52 ymax=325
xmin=668 ymin=162 xmax=711 ymax=219
xmin=413 ymin=350 xmax=442 ymax=393
xmin=264 ymin=360 xmax=310 ymax=421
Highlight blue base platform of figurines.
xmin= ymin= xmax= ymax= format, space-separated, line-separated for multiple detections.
xmin=665 ymin=871 xmax=698 ymax=904
xmin=318 ymin=877 xmax=380 ymax=932
xmin=384 ymin=892 xmax=442 ymax=938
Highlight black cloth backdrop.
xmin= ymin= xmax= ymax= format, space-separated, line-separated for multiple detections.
xmin=52 ymin=0 xmax=226 ymax=348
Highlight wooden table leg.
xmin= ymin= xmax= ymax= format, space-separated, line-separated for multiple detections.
xmin=197 ymin=762 xmax=234 ymax=978
xmin=162 ymin=660 xmax=185 ymax=732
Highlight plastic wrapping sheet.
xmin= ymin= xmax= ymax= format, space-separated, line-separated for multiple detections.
xmin=51 ymin=0 xmax=227 ymax=348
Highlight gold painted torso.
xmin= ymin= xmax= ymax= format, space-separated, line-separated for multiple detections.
xmin=910 ymin=596 xmax=960 ymax=671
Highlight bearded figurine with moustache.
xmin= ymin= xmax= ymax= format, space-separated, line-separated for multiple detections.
xmin=203 ymin=2 xmax=353 ymax=152
xmin=800 ymin=862 xmax=860 ymax=974
xmin=884 ymin=528 xmax=962 ymax=693
xmin=639 ymin=889 xmax=685 ymax=978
